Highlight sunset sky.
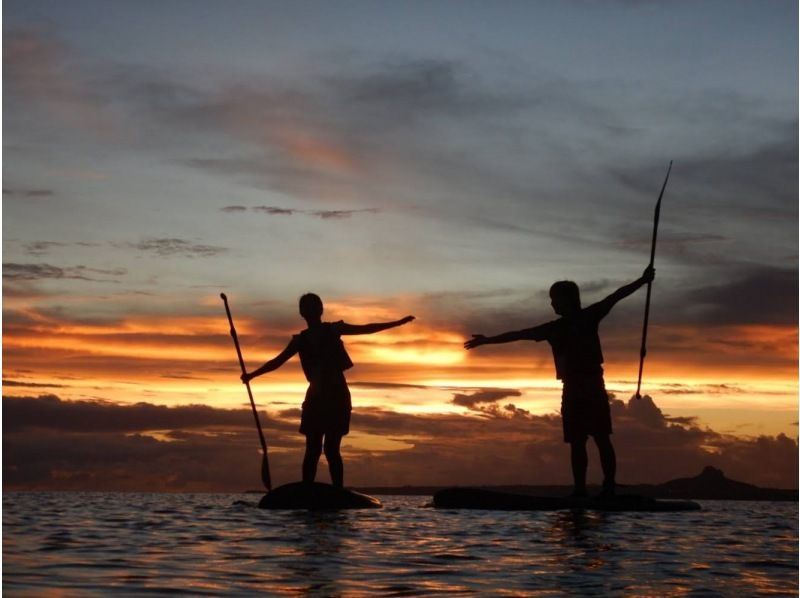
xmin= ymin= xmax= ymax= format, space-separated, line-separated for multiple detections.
xmin=4 ymin=1 xmax=798 ymax=491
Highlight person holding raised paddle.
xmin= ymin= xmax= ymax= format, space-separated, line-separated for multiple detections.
xmin=241 ymin=293 xmax=414 ymax=489
xmin=464 ymin=266 xmax=654 ymax=498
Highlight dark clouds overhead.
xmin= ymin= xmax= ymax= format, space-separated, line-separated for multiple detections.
xmin=688 ymin=267 xmax=798 ymax=327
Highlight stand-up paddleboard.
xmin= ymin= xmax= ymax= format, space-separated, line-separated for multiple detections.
xmin=433 ymin=487 xmax=700 ymax=512
xmin=259 ymin=481 xmax=382 ymax=510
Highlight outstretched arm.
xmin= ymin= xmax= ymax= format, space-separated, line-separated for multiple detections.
xmin=596 ymin=266 xmax=655 ymax=313
xmin=339 ymin=316 xmax=415 ymax=336
xmin=241 ymin=338 xmax=299 ymax=383
xmin=464 ymin=325 xmax=547 ymax=350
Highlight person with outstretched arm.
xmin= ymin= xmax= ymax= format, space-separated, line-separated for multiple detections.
xmin=465 ymin=266 xmax=655 ymax=498
xmin=242 ymin=293 xmax=414 ymax=488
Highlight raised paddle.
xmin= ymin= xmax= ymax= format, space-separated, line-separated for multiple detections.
xmin=635 ymin=161 xmax=672 ymax=400
xmin=221 ymin=293 xmax=272 ymax=491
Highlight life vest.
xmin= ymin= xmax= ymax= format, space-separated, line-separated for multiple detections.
xmin=296 ymin=322 xmax=353 ymax=383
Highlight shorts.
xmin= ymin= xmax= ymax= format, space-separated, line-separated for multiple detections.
xmin=561 ymin=375 xmax=612 ymax=443
xmin=299 ymin=377 xmax=352 ymax=437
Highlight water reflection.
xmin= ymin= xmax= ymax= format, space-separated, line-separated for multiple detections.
xmin=549 ymin=508 xmax=609 ymax=541
xmin=3 ymin=494 xmax=797 ymax=596
xmin=545 ymin=509 xmax=621 ymax=586
xmin=282 ymin=510 xmax=353 ymax=595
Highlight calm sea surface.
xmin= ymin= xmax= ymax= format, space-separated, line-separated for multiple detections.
xmin=3 ymin=492 xmax=797 ymax=596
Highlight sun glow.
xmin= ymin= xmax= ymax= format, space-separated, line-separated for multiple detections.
xmin=4 ymin=300 xmax=797 ymax=440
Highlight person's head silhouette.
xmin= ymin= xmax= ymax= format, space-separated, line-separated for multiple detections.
xmin=549 ymin=281 xmax=581 ymax=316
xmin=299 ymin=293 xmax=324 ymax=324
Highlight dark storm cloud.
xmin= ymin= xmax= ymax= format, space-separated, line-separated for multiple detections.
xmin=689 ymin=267 xmax=797 ymax=326
xmin=131 ymin=238 xmax=227 ymax=258
xmin=656 ymin=266 xmax=798 ymax=328
xmin=3 ymin=263 xmax=127 ymax=282
xmin=351 ymin=395 xmax=797 ymax=488
xmin=2 ymin=394 xmax=293 ymax=435
xmin=3 ymin=426 xmax=274 ymax=491
xmin=3 ymin=394 xmax=796 ymax=491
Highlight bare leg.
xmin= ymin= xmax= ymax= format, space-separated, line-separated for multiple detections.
xmin=569 ymin=438 xmax=588 ymax=497
xmin=323 ymin=433 xmax=344 ymax=488
xmin=594 ymin=434 xmax=616 ymax=495
xmin=303 ymin=433 xmax=323 ymax=483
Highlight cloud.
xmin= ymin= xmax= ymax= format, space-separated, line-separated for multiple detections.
xmin=2 ymin=394 xmax=267 ymax=434
xmin=329 ymin=59 xmax=527 ymax=125
xmin=310 ymin=209 xmax=379 ymax=219
xmin=4 ymin=26 xmax=113 ymax=135
xmin=3 ymin=263 xmax=126 ymax=282
xmin=2 ymin=379 xmax=67 ymax=389
xmin=451 ymin=388 xmax=523 ymax=408
xmin=131 ymin=238 xmax=227 ymax=258
xmin=685 ymin=267 xmax=798 ymax=327
xmin=3 ymin=393 xmax=796 ymax=491
xmin=348 ymin=381 xmax=432 ymax=391
xmin=251 ymin=206 xmax=300 ymax=215
xmin=677 ymin=138 xmax=798 ymax=209
xmin=18 ymin=240 xmax=104 ymax=256
xmin=8 ymin=27 xmax=793 ymax=275
xmin=3 ymin=188 xmax=55 ymax=199
xmin=22 ymin=241 xmax=69 ymax=256
xmin=221 ymin=206 xmax=380 ymax=219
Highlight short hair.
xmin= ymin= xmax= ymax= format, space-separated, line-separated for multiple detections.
xmin=298 ymin=293 xmax=323 ymax=319
xmin=549 ymin=280 xmax=581 ymax=310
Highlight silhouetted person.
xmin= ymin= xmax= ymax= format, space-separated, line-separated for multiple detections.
xmin=465 ymin=266 xmax=655 ymax=498
xmin=242 ymin=293 xmax=414 ymax=488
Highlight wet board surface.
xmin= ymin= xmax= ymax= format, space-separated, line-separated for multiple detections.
xmin=433 ymin=487 xmax=701 ymax=512
xmin=258 ymin=481 xmax=382 ymax=510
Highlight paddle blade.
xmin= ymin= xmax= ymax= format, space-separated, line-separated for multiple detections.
xmin=261 ymin=452 xmax=272 ymax=492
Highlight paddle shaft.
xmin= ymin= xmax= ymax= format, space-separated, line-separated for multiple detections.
xmin=635 ymin=161 xmax=672 ymax=400
xmin=220 ymin=293 xmax=272 ymax=491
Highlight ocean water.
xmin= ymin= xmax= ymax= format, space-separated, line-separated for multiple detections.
xmin=3 ymin=492 xmax=797 ymax=596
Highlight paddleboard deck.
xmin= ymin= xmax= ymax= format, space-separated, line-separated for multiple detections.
xmin=433 ymin=487 xmax=701 ymax=512
xmin=258 ymin=481 xmax=382 ymax=510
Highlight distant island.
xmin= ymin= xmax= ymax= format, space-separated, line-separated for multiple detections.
xmin=354 ymin=467 xmax=798 ymax=501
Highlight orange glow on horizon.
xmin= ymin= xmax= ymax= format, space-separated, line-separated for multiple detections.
xmin=4 ymin=302 xmax=797 ymax=440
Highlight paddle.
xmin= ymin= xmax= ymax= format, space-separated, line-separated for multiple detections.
xmin=220 ymin=293 xmax=272 ymax=491
xmin=635 ymin=161 xmax=672 ymax=400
